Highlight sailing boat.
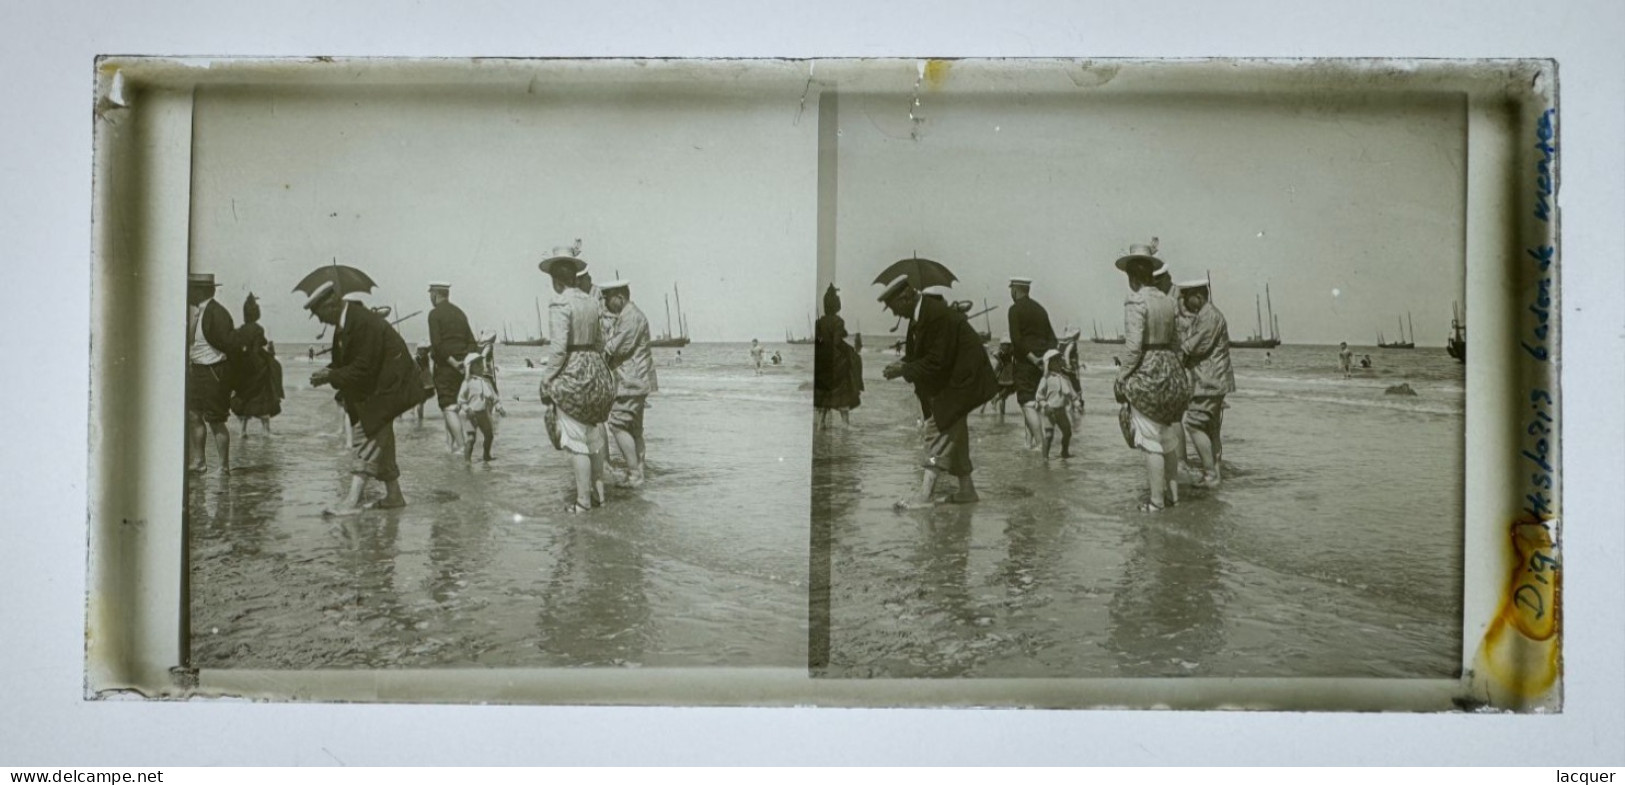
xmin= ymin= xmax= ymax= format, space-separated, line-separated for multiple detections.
xmin=1230 ymin=283 xmax=1282 ymax=349
xmin=787 ymin=312 xmax=815 ymax=345
xmin=649 ymin=283 xmax=692 ymax=348
xmin=1446 ymin=302 xmax=1466 ymax=363
xmin=1377 ymin=313 xmax=1416 ymax=349
xmin=1089 ymin=319 xmax=1126 ymax=345
xmin=500 ymin=297 xmax=551 ymax=347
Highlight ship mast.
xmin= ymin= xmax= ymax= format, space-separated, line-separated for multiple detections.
xmin=1265 ymin=284 xmax=1276 ymax=341
xmin=674 ymin=283 xmax=686 ymax=338
xmin=664 ymin=294 xmax=672 ymax=338
xmin=1255 ymin=294 xmax=1264 ymax=341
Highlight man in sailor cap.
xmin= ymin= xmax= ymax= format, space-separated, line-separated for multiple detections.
xmin=1006 ymin=275 xmax=1059 ymax=451
xmin=1175 ymin=278 xmax=1235 ymax=487
xmin=879 ymin=274 xmax=1000 ymax=508
xmin=599 ymin=279 xmax=657 ymax=487
xmin=426 ymin=280 xmax=478 ymax=453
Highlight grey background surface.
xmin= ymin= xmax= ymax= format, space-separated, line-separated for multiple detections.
xmin=4 ymin=0 xmax=1623 ymax=766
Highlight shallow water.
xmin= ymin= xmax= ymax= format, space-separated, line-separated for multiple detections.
xmin=189 ymin=342 xmax=810 ymax=669
xmin=816 ymin=342 xmax=1464 ymax=678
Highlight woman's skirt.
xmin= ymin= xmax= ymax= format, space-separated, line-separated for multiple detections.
xmin=546 ymin=350 xmax=615 ymax=427
xmin=230 ymin=357 xmax=282 ymax=419
xmin=1120 ymin=348 xmax=1191 ymax=427
xmin=816 ymin=343 xmax=863 ymax=410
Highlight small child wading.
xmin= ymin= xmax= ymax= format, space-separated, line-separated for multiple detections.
xmin=457 ymin=353 xmax=500 ymax=462
xmin=1036 ymin=349 xmax=1077 ymax=459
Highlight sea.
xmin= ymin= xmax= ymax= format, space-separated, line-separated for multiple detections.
xmin=188 ymin=341 xmax=811 ymax=669
xmin=815 ymin=340 xmax=1466 ymax=679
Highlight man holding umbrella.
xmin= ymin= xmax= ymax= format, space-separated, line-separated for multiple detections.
xmin=304 ymin=280 xmax=421 ymax=515
xmin=427 ymin=281 xmax=477 ymax=453
xmin=879 ymin=274 xmax=1001 ymax=509
xmin=1007 ymin=276 xmax=1059 ymax=451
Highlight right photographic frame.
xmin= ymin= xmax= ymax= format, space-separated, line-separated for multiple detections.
xmin=807 ymin=59 xmax=1558 ymax=711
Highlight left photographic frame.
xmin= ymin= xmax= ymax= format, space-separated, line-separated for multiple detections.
xmin=90 ymin=58 xmax=817 ymax=702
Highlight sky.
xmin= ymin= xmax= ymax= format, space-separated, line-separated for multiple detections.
xmin=188 ymin=78 xmax=1466 ymax=349
xmin=825 ymin=89 xmax=1467 ymax=347
xmin=188 ymin=79 xmax=818 ymax=346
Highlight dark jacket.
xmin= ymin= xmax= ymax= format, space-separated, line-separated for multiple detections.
xmin=328 ymin=301 xmax=423 ymax=437
xmin=196 ymin=299 xmax=235 ymax=364
xmin=1007 ymin=295 xmax=1057 ymax=391
xmin=900 ymin=296 xmax=1001 ymax=429
xmin=427 ymin=301 xmax=477 ymax=372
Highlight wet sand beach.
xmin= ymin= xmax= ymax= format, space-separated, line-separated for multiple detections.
xmin=189 ymin=343 xmax=810 ymax=669
xmin=815 ymin=342 xmax=1464 ymax=679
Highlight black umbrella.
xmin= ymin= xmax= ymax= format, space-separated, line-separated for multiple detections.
xmin=292 ymin=262 xmax=378 ymax=298
xmin=872 ymin=257 xmax=958 ymax=290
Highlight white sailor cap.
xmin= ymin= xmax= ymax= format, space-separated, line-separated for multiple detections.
xmin=302 ymin=280 xmax=338 ymax=310
xmin=1151 ymin=261 xmax=1170 ymax=277
xmin=1175 ymin=278 xmax=1210 ymax=291
xmin=464 ymin=352 xmax=485 ymax=366
xmin=427 ymin=280 xmax=452 ymax=291
xmin=342 ymin=291 xmax=368 ymax=303
xmin=1040 ymin=348 xmax=1062 ymax=365
xmin=576 ymin=267 xmax=593 ymax=278
xmin=1009 ymin=276 xmax=1033 ymax=287
xmin=876 ymin=274 xmax=911 ymax=302
xmin=921 ymin=285 xmax=953 ymax=299
xmin=598 ymin=279 xmax=630 ymax=292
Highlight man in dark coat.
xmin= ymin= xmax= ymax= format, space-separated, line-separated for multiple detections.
xmin=186 ymin=272 xmax=235 ymax=474
xmin=1006 ymin=276 xmax=1058 ymax=451
xmin=307 ymin=282 xmax=420 ymax=514
xmin=880 ymin=276 xmax=1001 ymax=508
xmin=427 ymin=281 xmax=477 ymax=452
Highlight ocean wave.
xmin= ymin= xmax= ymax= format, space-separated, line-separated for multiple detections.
xmin=1232 ymin=387 xmax=1463 ymax=416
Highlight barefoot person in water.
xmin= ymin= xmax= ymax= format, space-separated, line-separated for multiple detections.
xmin=306 ymin=282 xmax=420 ymax=514
xmin=879 ymin=275 xmax=1000 ymax=509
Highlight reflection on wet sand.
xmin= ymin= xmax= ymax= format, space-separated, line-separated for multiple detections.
xmin=189 ymin=345 xmax=809 ymax=669
xmin=820 ymin=342 xmax=1462 ymax=679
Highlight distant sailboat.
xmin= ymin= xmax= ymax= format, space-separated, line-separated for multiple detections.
xmin=1229 ymin=283 xmax=1282 ymax=349
xmin=500 ymin=297 xmax=551 ymax=347
xmin=1090 ymin=319 xmax=1126 ymax=345
xmin=787 ymin=312 xmax=815 ymax=345
xmin=649 ymin=284 xmax=692 ymax=348
xmin=1446 ymin=302 xmax=1466 ymax=363
xmin=1378 ymin=313 xmax=1416 ymax=349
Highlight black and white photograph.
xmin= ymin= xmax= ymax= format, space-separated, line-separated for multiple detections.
xmin=177 ymin=68 xmax=816 ymax=671
xmin=812 ymin=82 xmax=1470 ymax=679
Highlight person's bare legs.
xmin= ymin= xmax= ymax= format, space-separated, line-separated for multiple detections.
xmin=206 ymin=420 xmax=231 ymax=474
xmin=375 ymin=479 xmax=405 ymax=509
xmin=839 ymin=408 xmax=850 ymax=426
xmin=259 ymin=416 xmax=272 ymax=434
xmin=1144 ymin=450 xmax=1168 ymax=509
xmin=589 ymin=425 xmax=608 ymax=505
xmin=479 ymin=415 xmax=494 ymax=461
xmin=612 ymin=428 xmax=643 ymax=486
xmin=239 ymin=416 xmax=250 ymax=438
xmin=570 ymin=453 xmax=593 ymax=510
xmin=187 ymin=411 xmax=206 ymax=472
xmin=442 ymin=407 xmax=466 ymax=453
xmin=1022 ymin=402 xmax=1043 ymax=449
xmin=325 ymin=474 xmax=368 ymax=516
xmin=1191 ymin=428 xmax=1219 ymax=486
xmin=953 ymin=473 xmax=979 ymax=503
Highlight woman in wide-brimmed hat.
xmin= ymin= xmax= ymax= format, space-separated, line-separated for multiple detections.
xmin=538 ymin=254 xmax=616 ymax=512
xmin=1113 ymin=243 xmax=1193 ymax=512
